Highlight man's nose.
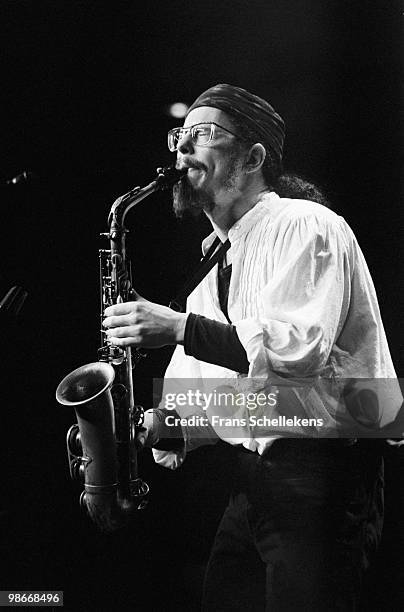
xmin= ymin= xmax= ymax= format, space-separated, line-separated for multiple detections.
xmin=177 ymin=130 xmax=194 ymax=154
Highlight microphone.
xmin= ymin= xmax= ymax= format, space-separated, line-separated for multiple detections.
xmin=5 ymin=170 xmax=38 ymax=186
xmin=0 ymin=286 xmax=28 ymax=319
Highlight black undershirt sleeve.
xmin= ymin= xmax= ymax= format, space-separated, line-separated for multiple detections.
xmin=184 ymin=313 xmax=249 ymax=374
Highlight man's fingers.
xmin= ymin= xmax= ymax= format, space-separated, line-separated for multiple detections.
xmin=105 ymin=325 xmax=136 ymax=338
xmin=104 ymin=296 xmax=147 ymax=320
xmin=107 ymin=336 xmax=138 ymax=347
xmin=104 ymin=298 xmax=147 ymax=317
xmin=104 ymin=301 xmax=137 ymax=317
xmin=103 ymin=313 xmax=139 ymax=328
xmin=104 ymin=303 xmax=148 ymax=325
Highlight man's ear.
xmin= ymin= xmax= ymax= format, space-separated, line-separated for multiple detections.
xmin=245 ymin=143 xmax=266 ymax=174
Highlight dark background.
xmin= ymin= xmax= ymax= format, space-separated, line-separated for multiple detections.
xmin=0 ymin=1 xmax=403 ymax=610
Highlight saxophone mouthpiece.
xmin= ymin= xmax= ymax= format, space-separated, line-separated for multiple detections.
xmin=155 ymin=166 xmax=187 ymax=189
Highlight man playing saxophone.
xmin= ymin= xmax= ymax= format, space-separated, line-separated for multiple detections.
xmin=102 ymin=84 xmax=402 ymax=610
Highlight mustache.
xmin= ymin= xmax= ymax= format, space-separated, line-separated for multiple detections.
xmin=176 ymin=158 xmax=207 ymax=172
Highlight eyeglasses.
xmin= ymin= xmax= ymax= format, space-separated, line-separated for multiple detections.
xmin=167 ymin=122 xmax=241 ymax=152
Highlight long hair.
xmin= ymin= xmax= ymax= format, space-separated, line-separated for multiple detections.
xmin=274 ymin=173 xmax=331 ymax=208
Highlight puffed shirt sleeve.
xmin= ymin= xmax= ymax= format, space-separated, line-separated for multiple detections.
xmin=234 ymin=210 xmax=351 ymax=379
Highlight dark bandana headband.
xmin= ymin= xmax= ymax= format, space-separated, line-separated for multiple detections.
xmin=187 ymin=83 xmax=285 ymax=164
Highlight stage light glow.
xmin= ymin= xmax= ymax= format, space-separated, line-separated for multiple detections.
xmin=168 ymin=102 xmax=188 ymax=118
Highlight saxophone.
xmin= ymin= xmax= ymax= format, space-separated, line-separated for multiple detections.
xmin=56 ymin=166 xmax=186 ymax=533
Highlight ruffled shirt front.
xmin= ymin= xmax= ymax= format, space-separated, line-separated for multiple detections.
xmin=152 ymin=192 xmax=401 ymax=469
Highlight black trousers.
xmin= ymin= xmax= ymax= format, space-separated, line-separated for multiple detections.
xmin=202 ymin=439 xmax=384 ymax=612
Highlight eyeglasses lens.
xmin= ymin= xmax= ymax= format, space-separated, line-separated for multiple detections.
xmin=168 ymin=124 xmax=214 ymax=151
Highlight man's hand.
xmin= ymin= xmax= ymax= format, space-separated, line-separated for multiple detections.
xmin=136 ymin=410 xmax=160 ymax=449
xmin=136 ymin=409 xmax=184 ymax=451
xmin=103 ymin=294 xmax=188 ymax=348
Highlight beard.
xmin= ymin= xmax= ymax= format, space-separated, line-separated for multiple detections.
xmin=172 ymin=173 xmax=213 ymax=218
xmin=172 ymin=150 xmax=245 ymax=218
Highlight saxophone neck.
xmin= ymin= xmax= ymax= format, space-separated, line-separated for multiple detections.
xmin=108 ymin=181 xmax=154 ymax=230
xmin=107 ymin=165 xmax=186 ymax=229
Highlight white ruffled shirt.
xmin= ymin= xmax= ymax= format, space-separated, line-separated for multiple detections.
xmin=152 ymin=192 xmax=401 ymax=469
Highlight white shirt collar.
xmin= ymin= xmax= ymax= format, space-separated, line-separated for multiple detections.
xmin=201 ymin=191 xmax=282 ymax=254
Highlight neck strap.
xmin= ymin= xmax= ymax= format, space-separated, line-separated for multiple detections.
xmin=169 ymin=238 xmax=231 ymax=312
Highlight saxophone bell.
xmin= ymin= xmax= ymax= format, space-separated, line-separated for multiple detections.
xmin=57 ymin=361 xmax=149 ymax=532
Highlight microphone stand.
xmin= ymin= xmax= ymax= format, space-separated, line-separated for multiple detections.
xmin=0 ymin=286 xmax=28 ymax=321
